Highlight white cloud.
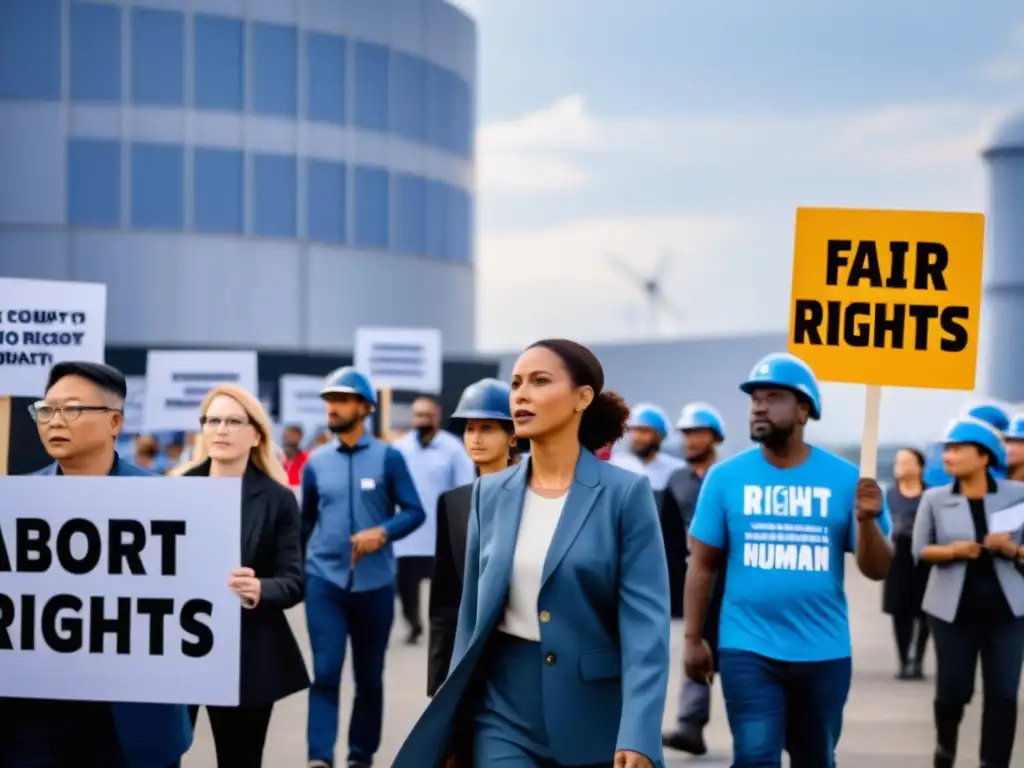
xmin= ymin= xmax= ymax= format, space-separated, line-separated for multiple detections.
xmin=473 ymin=95 xmax=1003 ymax=350
xmin=445 ymin=0 xmax=478 ymax=17
xmin=476 ymin=96 xmax=994 ymax=199
xmin=476 ymin=95 xmax=603 ymax=194
xmin=476 ymin=211 xmax=771 ymax=349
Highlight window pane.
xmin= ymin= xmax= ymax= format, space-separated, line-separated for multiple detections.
xmin=454 ymin=76 xmax=473 ymax=158
xmin=452 ymin=186 xmax=473 ymax=262
xmin=194 ymin=147 xmax=243 ymax=234
xmin=70 ymin=1 xmax=121 ymax=102
xmin=194 ymin=15 xmax=243 ymax=111
xmin=391 ymin=52 xmax=426 ymax=143
xmin=253 ymin=154 xmax=297 ymax=238
xmin=425 ymin=63 xmax=454 ymax=152
xmin=425 ymin=178 xmax=447 ymax=259
xmin=440 ymin=71 xmax=460 ymax=154
xmin=307 ymin=159 xmax=346 ymax=244
xmin=0 ymin=0 xmax=61 ymax=101
xmin=67 ymin=138 xmax=120 ymax=227
xmin=353 ymin=42 xmax=389 ymax=132
xmin=425 ymin=180 xmax=471 ymax=261
xmin=252 ymin=23 xmax=297 ymax=117
xmin=306 ymin=32 xmax=346 ymax=125
xmin=353 ymin=166 xmax=389 ymax=248
xmin=131 ymin=8 xmax=184 ymax=106
xmin=394 ymin=173 xmax=426 ymax=254
xmin=131 ymin=143 xmax=184 ymax=229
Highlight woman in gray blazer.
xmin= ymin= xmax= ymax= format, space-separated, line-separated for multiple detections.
xmin=912 ymin=417 xmax=1024 ymax=768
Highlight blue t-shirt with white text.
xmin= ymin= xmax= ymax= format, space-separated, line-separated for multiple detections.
xmin=689 ymin=446 xmax=892 ymax=662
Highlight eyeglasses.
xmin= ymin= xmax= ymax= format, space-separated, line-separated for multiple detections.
xmin=29 ymin=402 xmax=120 ymax=424
xmin=200 ymin=416 xmax=251 ymax=432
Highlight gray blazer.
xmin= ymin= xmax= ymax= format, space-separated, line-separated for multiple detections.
xmin=912 ymin=479 xmax=1024 ymax=622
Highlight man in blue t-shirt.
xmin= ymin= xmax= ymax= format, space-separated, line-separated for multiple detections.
xmin=683 ymin=352 xmax=893 ymax=768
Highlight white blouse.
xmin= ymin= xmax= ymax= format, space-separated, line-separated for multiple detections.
xmin=498 ymin=489 xmax=566 ymax=641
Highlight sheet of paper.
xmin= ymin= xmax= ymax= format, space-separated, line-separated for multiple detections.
xmin=989 ymin=501 xmax=1024 ymax=534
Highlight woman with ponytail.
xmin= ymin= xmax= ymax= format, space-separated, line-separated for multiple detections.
xmin=396 ymin=339 xmax=671 ymax=768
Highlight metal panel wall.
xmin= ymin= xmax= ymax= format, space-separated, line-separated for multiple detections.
xmin=0 ymin=0 xmax=477 ymax=354
xmin=981 ymin=109 xmax=1024 ymax=403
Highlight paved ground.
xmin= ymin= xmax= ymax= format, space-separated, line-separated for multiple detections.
xmin=184 ymin=559 xmax=1022 ymax=767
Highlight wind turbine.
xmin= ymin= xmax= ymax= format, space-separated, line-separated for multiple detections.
xmin=605 ymin=248 xmax=684 ymax=337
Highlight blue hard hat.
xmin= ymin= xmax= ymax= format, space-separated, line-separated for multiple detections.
xmin=964 ymin=403 xmax=1011 ymax=435
xmin=1007 ymin=414 xmax=1024 ymax=441
xmin=740 ymin=352 xmax=822 ymax=420
xmin=320 ymin=366 xmax=376 ymax=408
xmin=676 ymin=402 xmax=725 ymax=441
xmin=943 ymin=417 xmax=1007 ymax=470
xmin=627 ymin=404 xmax=670 ymax=438
xmin=452 ymin=378 xmax=512 ymax=421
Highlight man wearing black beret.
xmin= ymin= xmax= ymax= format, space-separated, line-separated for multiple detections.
xmin=0 ymin=361 xmax=193 ymax=767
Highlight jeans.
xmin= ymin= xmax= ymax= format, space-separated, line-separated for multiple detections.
xmin=305 ymin=575 xmax=395 ymax=766
xmin=718 ymin=649 xmax=852 ymax=768
xmin=930 ymin=616 xmax=1024 ymax=767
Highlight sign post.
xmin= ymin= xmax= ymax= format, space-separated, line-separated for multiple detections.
xmin=0 ymin=278 xmax=108 ymax=475
xmin=0 ymin=396 xmax=9 ymax=475
xmin=788 ymin=207 xmax=986 ymax=478
xmin=354 ymin=327 xmax=442 ymax=395
xmin=279 ymin=374 xmax=327 ymax=437
xmin=354 ymin=327 xmax=442 ymax=442
xmin=142 ymin=350 xmax=258 ymax=432
xmin=860 ymin=385 xmax=882 ymax=478
xmin=378 ymin=386 xmax=394 ymax=439
xmin=0 ymin=475 xmax=242 ymax=705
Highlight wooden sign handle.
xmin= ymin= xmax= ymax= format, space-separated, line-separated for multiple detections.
xmin=0 ymin=396 xmax=10 ymax=476
xmin=378 ymin=386 xmax=393 ymax=440
xmin=859 ymin=385 xmax=882 ymax=479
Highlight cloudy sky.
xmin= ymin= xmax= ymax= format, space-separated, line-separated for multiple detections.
xmin=449 ymin=0 xmax=1024 ymax=353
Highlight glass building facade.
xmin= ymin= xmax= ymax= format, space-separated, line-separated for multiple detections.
xmin=0 ymin=0 xmax=477 ymax=352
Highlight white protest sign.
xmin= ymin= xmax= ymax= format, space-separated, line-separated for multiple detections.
xmin=279 ymin=374 xmax=326 ymax=435
xmin=0 ymin=475 xmax=242 ymax=705
xmin=143 ymin=350 xmax=258 ymax=432
xmin=990 ymin=502 xmax=1024 ymax=534
xmin=0 ymin=278 xmax=107 ymax=397
xmin=122 ymin=376 xmax=146 ymax=435
xmin=354 ymin=327 xmax=442 ymax=394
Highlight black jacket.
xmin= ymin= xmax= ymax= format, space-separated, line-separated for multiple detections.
xmin=184 ymin=461 xmax=311 ymax=707
xmin=427 ymin=483 xmax=473 ymax=697
xmin=662 ymin=467 xmax=724 ymax=660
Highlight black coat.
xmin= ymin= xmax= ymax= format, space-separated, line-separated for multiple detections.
xmin=427 ymin=483 xmax=473 ymax=697
xmin=657 ymin=488 xmax=688 ymax=618
xmin=184 ymin=461 xmax=311 ymax=707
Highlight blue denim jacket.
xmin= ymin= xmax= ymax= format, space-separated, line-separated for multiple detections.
xmin=301 ymin=433 xmax=425 ymax=591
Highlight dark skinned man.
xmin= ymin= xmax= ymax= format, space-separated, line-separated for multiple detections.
xmin=683 ymin=352 xmax=892 ymax=768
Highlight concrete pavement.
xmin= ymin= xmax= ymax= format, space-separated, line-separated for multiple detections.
xmin=183 ymin=559 xmax=1022 ymax=767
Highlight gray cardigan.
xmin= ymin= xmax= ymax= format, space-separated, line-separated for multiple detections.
xmin=912 ymin=478 xmax=1024 ymax=622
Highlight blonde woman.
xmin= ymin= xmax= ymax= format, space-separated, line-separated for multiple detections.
xmin=171 ymin=385 xmax=310 ymax=767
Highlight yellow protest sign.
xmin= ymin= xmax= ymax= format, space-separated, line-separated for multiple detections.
xmin=788 ymin=207 xmax=985 ymax=390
